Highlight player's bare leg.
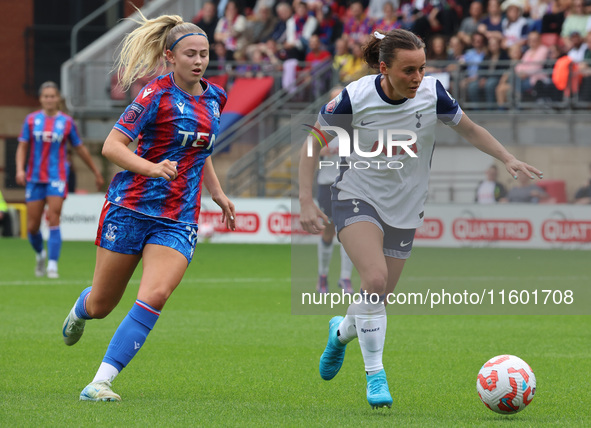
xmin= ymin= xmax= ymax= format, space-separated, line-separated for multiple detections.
xmin=335 ymin=222 xmax=393 ymax=408
xmin=81 ymin=244 xmax=187 ymax=401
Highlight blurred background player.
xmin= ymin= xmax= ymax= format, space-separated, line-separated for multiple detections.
xmin=15 ymin=81 xmax=104 ymax=278
xmin=299 ymin=29 xmax=542 ymax=410
xmin=316 ymin=87 xmax=354 ymax=295
xmin=61 ymin=13 xmax=235 ymax=402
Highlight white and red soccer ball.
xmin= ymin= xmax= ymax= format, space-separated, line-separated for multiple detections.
xmin=477 ymin=355 xmax=536 ymax=414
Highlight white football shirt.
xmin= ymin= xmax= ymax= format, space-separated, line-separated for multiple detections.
xmin=318 ymin=74 xmax=462 ymax=229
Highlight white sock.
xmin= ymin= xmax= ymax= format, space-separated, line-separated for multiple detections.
xmin=339 ymin=245 xmax=354 ymax=279
xmin=337 ymin=314 xmax=357 ymax=344
xmin=92 ymin=362 xmax=120 ymax=384
xmin=355 ymin=301 xmax=387 ymax=373
xmin=36 ymin=249 xmax=46 ymax=260
xmin=47 ymin=260 xmax=58 ymax=271
xmin=317 ymin=239 xmax=333 ymax=276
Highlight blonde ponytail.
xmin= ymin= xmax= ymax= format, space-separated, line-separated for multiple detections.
xmin=116 ymin=10 xmax=203 ymax=90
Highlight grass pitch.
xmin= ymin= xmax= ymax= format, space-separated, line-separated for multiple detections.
xmin=0 ymin=238 xmax=589 ymax=427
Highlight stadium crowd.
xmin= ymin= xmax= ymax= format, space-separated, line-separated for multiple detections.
xmin=189 ymin=0 xmax=591 ymax=106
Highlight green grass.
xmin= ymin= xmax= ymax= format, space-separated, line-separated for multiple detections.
xmin=0 ymin=239 xmax=589 ymax=427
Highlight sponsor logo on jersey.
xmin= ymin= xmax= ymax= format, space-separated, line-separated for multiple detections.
xmin=176 ymin=101 xmax=185 ymax=114
xmin=123 ymin=102 xmax=145 ymax=124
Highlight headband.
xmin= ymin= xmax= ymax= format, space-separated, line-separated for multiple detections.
xmin=169 ymin=32 xmax=208 ymax=51
xmin=374 ymin=31 xmax=386 ymax=40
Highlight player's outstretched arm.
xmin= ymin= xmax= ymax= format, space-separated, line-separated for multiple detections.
xmin=454 ymin=114 xmax=543 ymax=180
xmin=102 ymin=129 xmax=178 ymax=181
xmin=202 ymin=157 xmax=235 ymax=231
xmin=298 ymin=122 xmax=332 ymax=234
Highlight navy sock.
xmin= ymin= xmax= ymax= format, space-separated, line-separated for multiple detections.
xmin=102 ymin=300 xmax=160 ymax=371
xmin=74 ymin=287 xmax=93 ymax=320
xmin=48 ymin=226 xmax=61 ymax=261
xmin=28 ymin=231 xmax=43 ymax=254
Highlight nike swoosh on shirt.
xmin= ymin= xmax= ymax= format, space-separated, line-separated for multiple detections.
xmin=400 ymin=241 xmax=412 ymax=247
xmin=360 ymin=120 xmax=376 ymax=126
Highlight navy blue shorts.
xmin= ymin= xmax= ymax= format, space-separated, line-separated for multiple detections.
xmin=317 ymin=184 xmax=333 ymax=219
xmin=26 ymin=181 xmax=67 ymax=202
xmin=95 ymin=201 xmax=198 ymax=264
xmin=332 ymin=199 xmax=416 ymax=259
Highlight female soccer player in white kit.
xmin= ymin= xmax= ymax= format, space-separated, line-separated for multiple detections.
xmin=299 ymin=29 xmax=542 ymax=409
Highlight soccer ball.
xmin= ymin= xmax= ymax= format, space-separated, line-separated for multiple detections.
xmin=476 ymin=355 xmax=536 ymax=414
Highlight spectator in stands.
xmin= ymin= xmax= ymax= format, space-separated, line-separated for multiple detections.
xmin=475 ymin=164 xmax=507 ymax=203
xmin=541 ymin=0 xmax=567 ymax=34
xmin=573 ymin=163 xmax=591 ymax=203
xmin=313 ymin=4 xmax=344 ymax=52
xmin=368 ymin=0 xmax=400 ymax=20
xmin=426 ymin=34 xmax=450 ymax=69
xmin=445 ymin=35 xmax=466 ymax=93
xmin=525 ymin=0 xmax=552 ymax=32
xmin=478 ymin=0 xmax=504 ymax=42
xmin=502 ymin=171 xmax=549 ymax=202
xmin=285 ymin=0 xmax=318 ymax=60
xmin=211 ymin=40 xmax=233 ymax=68
xmin=560 ymin=0 xmax=590 ymax=47
xmin=339 ymin=41 xmax=369 ymax=83
xmin=566 ymin=30 xmax=588 ymax=61
xmin=342 ymin=1 xmax=374 ymax=43
xmin=243 ymin=5 xmax=277 ymax=45
xmin=304 ymin=34 xmax=333 ymax=96
xmin=214 ymin=0 xmax=248 ymax=55
xmin=460 ymin=32 xmax=488 ymax=101
xmin=0 ymin=189 xmax=13 ymax=237
xmin=333 ymin=37 xmax=353 ymax=73
xmin=373 ymin=1 xmax=402 ymax=33
xmin=268 ymin=2 xmax=292 ymax=44
xmin=577 ymin=31 xmax=591 ymax=99
xmin=469 ymin=36 xmax=510 ymax=104
xmin=501 ymin=0 xmax=530 ymax=49
xmin=514 ymin=30 xmax=550 ymax=98
xmin=411 ymin=0 xmax=460 ymax=41
xmin=192 ymin=1 xmax=218 ymax=41
xmin=458 ymin=1 xmax=484 ymax=46
xmin=496 ymin=43 xmax=524 ymax=108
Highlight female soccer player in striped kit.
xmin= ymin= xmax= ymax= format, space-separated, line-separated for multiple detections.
xmin=61 ymin=13 xmax=235 ymax=401
xmin=16 ymin=82 xmax=104 ymax=278
xmin=299 ymin=29 xmax=543 ymax=409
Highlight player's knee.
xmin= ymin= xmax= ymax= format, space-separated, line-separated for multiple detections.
xmin=141 ymin=288 xmax=171 ymax=311
xmin=362 ymin=271 xmax=388 ymax=295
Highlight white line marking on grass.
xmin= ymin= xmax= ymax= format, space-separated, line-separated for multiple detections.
xmin=0 ymin=277 xmax=291 ymax=287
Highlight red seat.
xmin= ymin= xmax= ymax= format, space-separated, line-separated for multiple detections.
xmin=537 ymin=179 xmax=567 ymax=203
xmin=206 ymin=74 xmax=229 ymax=89
xmin=540 ymin=33 xmax=560 ymax=47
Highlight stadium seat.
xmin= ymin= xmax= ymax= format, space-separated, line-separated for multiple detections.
xmin=219 ymin=76 xmax=275 ymax=138
xmin=206 ymin=74 xmax=229 ymax=89
xmin=537 ymin=179 xmax=567 ymax=203
xmin=540 ymin=33 xmax=560 ymax=47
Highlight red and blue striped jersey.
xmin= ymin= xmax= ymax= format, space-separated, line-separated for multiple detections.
xmin=107 ymin=72 xmax=227 ymax=225
xmin=18 ymin=111 xmax=82 ymax=183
